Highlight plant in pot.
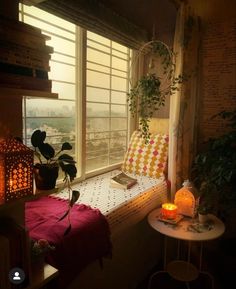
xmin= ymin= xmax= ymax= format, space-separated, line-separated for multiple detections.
xmin=191 ymin=110 xmax=236 ymax=222
xmin=127 ymin=40 xmax=186 ymax=142
xmin=31 ymin=129 xmax=77 ymax=190
xmin=197 ymin=197 xmax=212 ymax=224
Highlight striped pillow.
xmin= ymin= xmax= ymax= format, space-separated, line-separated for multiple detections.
xmin=122 ymin=130 xmax=169 ymax=178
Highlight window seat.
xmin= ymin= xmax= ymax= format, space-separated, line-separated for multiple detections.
xmin=52 ymin=169 xmax=168 ymax=238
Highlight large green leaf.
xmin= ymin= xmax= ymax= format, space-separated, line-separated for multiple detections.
xmin=61 ymin=142 xmax=72 ymax=151
xmin=63 ymin=164 xmax=77 ymax=181
xmin=38 ymin=143 xmax=55 ymax=160
xmin=70 ymin=190 xmax=80 ymax=207
xmin=58 ymin=154 xmax=76 ymax=164
xmin=31 ymin=130 xmax=46 ymax=147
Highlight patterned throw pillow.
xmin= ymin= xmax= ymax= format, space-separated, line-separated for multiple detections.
xmin=122 ymin=130 xmax=169 ymax=178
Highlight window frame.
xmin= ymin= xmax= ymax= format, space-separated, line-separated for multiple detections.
xmin=20 ymin=4 xmax=133 ymax=184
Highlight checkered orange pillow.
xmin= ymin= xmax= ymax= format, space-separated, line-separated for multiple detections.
xmin=122 ymin=130 xmax=169 ymax=178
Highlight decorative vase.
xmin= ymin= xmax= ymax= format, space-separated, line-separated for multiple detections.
xmin=33 ymin=163 xmax=59 ymax=190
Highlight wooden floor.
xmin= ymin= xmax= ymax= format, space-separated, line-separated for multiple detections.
xmin=136 ymin=238 xmax=236 ymax=289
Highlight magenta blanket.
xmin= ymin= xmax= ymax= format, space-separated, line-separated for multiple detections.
xmin=25 ymin=196 xmax=112 ymax=288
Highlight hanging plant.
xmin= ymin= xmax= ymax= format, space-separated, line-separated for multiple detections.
xmin=127 ymin=40 xmax=185 ymax=142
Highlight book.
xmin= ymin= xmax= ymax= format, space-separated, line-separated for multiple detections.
xmin=110 ymin=172 xmax=137 ymax=189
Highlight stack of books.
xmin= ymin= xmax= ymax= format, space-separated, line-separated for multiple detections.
xmin=0 ymin=16 xmax=54 ymax=92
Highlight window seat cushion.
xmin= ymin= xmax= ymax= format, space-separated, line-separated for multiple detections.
xmin=53 ymin=169 xmax=168 ymax=237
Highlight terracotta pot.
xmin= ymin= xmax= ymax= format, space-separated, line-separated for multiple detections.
xmin=34 ymin=163 xmax=59 ymax=190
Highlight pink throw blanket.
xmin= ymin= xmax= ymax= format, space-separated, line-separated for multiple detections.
xmin=25 ymin=196 xmax=112 ymax=288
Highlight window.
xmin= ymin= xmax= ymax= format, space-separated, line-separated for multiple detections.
xmin=19 ymin=4 xmax=131 ymax=180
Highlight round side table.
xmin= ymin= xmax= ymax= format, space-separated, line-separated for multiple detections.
xmin=147 ymin=207 xmax=225 ymax=289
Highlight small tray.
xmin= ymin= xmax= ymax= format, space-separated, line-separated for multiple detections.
xmin=158 ymin=214 xmax=183 ymax=225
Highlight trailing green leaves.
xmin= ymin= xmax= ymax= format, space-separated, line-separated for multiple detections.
xmin=127 ymin=41 xmax=186 ymax=142
xmin=58 ymin=189 xmax=80 ymax=236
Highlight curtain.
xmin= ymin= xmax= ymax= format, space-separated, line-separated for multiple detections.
xmin=168 ymin=3 xmax=201 ymax=199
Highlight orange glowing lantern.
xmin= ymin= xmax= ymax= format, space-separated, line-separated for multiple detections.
xmin=0 ymin=138 xmax=33 ymax=204
xmin=161 ymin=203 xmax=177 ymax=219
xmin=174 ymin=180 xmax=199 ymax=217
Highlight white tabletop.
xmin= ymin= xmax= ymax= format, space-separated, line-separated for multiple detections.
xmin=148 ymin=208 xmax=225 ymax=242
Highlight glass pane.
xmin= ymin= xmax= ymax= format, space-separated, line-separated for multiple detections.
xmin=112 ymin=42 xmax=128 ymax=53
xmin=87 ymin=87 xmax=109 ymax=103
xmin=25 ymin=99 xmax=75 ymax=117
xmin=52 ymin=82 xmax=76 ymax=100
xmin=49 ymin=61 xmax=75 ymax=82
xmin=110 ymin=131 xmax=127 ymax=138
xmin=86 ymin=118 xmax=109 ymax=133
xmin=87 ymin=40 xmax=110 ymax=53
xmin=47 ymin=34 xmax=75 ymax=56
xmin=52 ymin=53 xmax=75 ymax=65
xmin=112 ymin=49 xmax=128 ymax=59
xmin=87 ymin=62 xmax=110 ymax=74
xmin=87 ymin=48 xmax=110 ymax=66
xmin=86 ymin=137 xmax=109 ymax=171
xmin=87 ymin=103 xmax=109 ymax=117
xmin=87 ymin=31 xmax=110 ymax=46
xmin=23 ymin=15 xmax=75 ymax=40
xmin=111 ymin=118 xmax=127 ymax=130
xmin=109 ymin=152 xmax=125 ymax=165
xmin=86 ymin=139 xmax=109 ymax=155
xmin=111 ymin=91 xmax=127 ymax=104
xmin=23 ymin=5 xmax=75 ymax=32
xmin=111 ymin=76 xmax=127 ymax=91
xmin=86 ymin=131 xmax=110 ymax=141
xmin=24 ymin=98 xmax=76 ymax=149
xmin=110 ymin=136 xmax=127 ymax=154
xmin=87 ymin=70 xmax=110 ymax=89
xmin=111 ymin=105 xmax=126 ymax=117
xmin=112 ymin=56 xmax=127 ymax=71
xmin=112 ymin=69 xmax=127 ymax=78
xmin=86 ymin=156 xmax=109 ymax=172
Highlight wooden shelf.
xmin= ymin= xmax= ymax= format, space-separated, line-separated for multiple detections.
xmin=0 ymin=87 xmax=58 ymax=98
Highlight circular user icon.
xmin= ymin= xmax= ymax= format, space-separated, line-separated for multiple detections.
xmin=9 ymin=267 xmax=25 ymax=285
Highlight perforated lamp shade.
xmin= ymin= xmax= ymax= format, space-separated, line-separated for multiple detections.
xmin=0 ymin=138 xmax=34 ymax=204
xmin=174 ymin=180 xmax=198 ymax=218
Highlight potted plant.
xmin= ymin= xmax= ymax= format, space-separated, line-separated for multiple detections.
xmin=31 ymin=129 xmax=77 ymax=190
xmin=191 ymin=110 xmax=236 ymax=221
xmin=127 ymin=40 xmax=185 ymax=142
xmin=197 ymin=200 xmax=212 ymax=224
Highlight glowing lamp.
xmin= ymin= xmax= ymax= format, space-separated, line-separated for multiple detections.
xmin=0 ymin=138 xmax=34 ymax=204
xmin=161 ymin=203 xmax=177 ymax=219
xmin=174 ymin=180 xmax=198 ymax=217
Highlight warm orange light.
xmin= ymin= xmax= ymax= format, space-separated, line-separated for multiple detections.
xmin=161 ymin=203 xmax=177 ymax=219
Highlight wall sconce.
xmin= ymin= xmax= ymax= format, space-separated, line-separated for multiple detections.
xmin=0 ymin=138 xmax=34 ymax=204
xmin=174 ymin=180 xmax=198 ymax=218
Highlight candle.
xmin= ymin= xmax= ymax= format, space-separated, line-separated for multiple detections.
xmin=161 ymin=203 xmax=177 ymax=219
